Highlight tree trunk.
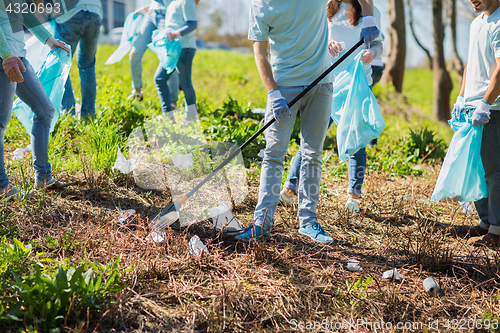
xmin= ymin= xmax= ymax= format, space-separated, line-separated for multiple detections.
xmin=433 ymin=0 xmax=453 ymax=122
xmin=448 ymin=0 xmax=464 ymax=85
xmin=381 ymin=0 xmax=406 ymax=92
xmin=407 ymin=0 xmax=433 ymax=69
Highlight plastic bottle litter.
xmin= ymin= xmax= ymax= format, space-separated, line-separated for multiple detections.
xmin=208 ymin=203 xmax=242 ymax=233
xmin=458 ymin=201 xmax=474 ymax=215
xmin=112 ymin=147 xmax=136 ymax=174
xmin=382 ymin=268 xmax=404 ymax=281
xmin=188 ymin=235 xmax=209 ymax=256
xmin=423 ymin=277 xmax=440 ymax=296
xmin=13 ymin=144 xmax=32 ymax=161
xmin=346 ymin=259 xmax=363 ymax=272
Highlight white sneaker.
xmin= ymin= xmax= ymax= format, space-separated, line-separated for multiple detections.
xmin=127 ymin=90 xmax=143 ymax=101
xmin=345 ymin=198 xmax=360 ymax=213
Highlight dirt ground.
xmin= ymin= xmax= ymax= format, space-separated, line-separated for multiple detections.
xmin=2 ymin=163 xmax=499 ymax=332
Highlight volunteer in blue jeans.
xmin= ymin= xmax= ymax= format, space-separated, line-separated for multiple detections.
xmin=235 ymin=0 xmax=379 ymax=243
xmin=453 ymin=0 xmax=500 ymax=248
xmin=128 ymin=0 xmax=180 ymax=108
xmin=280 ymin=0 xmax=383 ymax=214
xmin=0 ymin=4 xmax=70 ymax=199
xmin=154 ymin=0 xmax=198 ymax=126
xmin=54 ymin=0 xmax=101 ymax=119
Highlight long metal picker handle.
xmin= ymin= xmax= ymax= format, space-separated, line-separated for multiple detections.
xmin=175 ymin=38 xmax=365 ymax=207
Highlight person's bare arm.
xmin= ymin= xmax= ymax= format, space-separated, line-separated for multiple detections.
xmin=459 ymin=64 xmax=467 ymax=96
xmin=483 ymin=59 xmax=500 ymax=104
xmin=253 ymin=41 xmax=277 ymax=92
xmin=358 ymin=0 xmax=374 ymax=16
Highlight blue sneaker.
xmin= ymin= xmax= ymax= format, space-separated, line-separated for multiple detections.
xmin=234 ymin=224 xmax=271 ymax=242
xmin=298 ymin=222 xmax=333 ymax=243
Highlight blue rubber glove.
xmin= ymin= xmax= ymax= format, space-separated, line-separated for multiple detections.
xmin=268 ymin=89 xmax=291 ymax=123
xmin=472 ymin=101 xmax=491 ymax=127
xmin=360 ymin=15 xmax=380 ymax=44
xmin=452 ymin=95 xmax=465 ymax=121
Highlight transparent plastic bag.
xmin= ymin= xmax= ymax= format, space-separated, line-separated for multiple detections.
xmin=331 ymin=53 xmax=385 ymax=162
xmin=12 ymin=48 xmax=71 ymax=134
xmin=431 ymin=115 xmax=487 ymax=202
xmin=24 ymin=21 xmax=55 ymax=73
xmin=105 ymin=13 xmax=143 ymax=65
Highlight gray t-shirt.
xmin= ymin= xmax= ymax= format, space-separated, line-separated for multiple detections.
xmin=248 ymin=0 xmax=333 ymax=87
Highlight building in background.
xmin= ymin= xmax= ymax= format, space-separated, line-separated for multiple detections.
xmin=101 ymin=0 xmax=135 ymax=33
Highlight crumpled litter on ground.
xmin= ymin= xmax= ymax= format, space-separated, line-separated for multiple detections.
xmin=13 ymin=144 xmax=32 ymax=161
xmin=208 ymin=203 xmax=242 ymax=232
xmin=346 ymin=259 xmax=363 ymax=272
xmin=188 ymin=235 xmax=209 ymax=256
xmin=113 ymin=147 xmax=136 ymax=174
xmin=382 ymin=268 xmax=404 ymax=281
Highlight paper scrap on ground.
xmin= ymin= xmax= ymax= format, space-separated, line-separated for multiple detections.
xmin=146 ymin=230 xmax=166 ymax=243
xmin=458 ymin=201 xmax=474 ymax=215
xmin=346 ymin=259 xmax=363 ymax=272
xmin=382 ymin=268 xmax=404 ymax=281
xmin=113 ymin=147 xmax=136 ymax=174
xmin=171 ymin=153 xmax=193 ymax=170
xmin=188 ymin=235 xmax=209 ymax=256
xmin=117 ymin=209 xmax=136 ymax=223
xmin=13 ymin=144 xmax=32 ymax=161
xmin=208 ymin=203 xmax=242 ymax=232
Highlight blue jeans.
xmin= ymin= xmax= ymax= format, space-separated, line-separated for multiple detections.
xmin=55 ymin=10 xmax=101 ymax=119
xmin=0 ymin=58 xmax=54 ymax=188
xmin=285 ymin=117 xmax=367 ymax=197
xmin=254 ymin=83 xmax=332 ymax=230
xmin=154 ymin=48 xmax=196 ymax=113
xmin=130 ymin=9 xmax=165 ymax=90
xmin=474 ymin=110 xmax=500 ymax=235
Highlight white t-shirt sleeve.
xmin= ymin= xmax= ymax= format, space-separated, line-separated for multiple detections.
xmin=248 ymin=3 xmax=269 ymax=41
xmin=492 ymin=25 xmax=500 ymax=58
xmin=183 ymin=0 xmax=197 ymax=22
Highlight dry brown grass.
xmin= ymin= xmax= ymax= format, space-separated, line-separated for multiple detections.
xmin=1 ymin=164 xmax=499 ymax=332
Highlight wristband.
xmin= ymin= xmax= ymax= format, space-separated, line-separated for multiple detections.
xmin=3 ymin=52 xmax=14 ymax=60
xmin=362 ymin=15 xmax=376 ymax=28
xmin=268 ymin=89 xmax=282 ymax=100
xmin=45 ymin=36 xmax=57 ymax=48
xmin=478 ymin=100 xmax=491 ymax=113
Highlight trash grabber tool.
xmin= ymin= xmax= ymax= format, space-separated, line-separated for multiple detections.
xmin=150 ymin=38 xmax=365 ymax=227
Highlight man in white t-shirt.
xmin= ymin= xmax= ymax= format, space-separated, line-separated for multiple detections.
xmin=453 ymin=0 xmax=500 ymax=248
xmin=235 ymin=0 xmax=379 ymax=243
